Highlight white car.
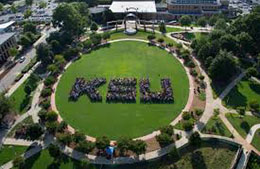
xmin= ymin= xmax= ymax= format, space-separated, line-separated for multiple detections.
xmin=19 ymin=56 xmax=25 ymax=63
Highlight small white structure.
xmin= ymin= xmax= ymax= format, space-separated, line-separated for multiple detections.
xmin=0 ymin=21 xmax=15 ymax=33
xmin=109 ymin=1 xmax=157 ymax=13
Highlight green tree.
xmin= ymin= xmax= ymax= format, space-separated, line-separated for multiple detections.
xmin=180 ymin=15 xmax=192 ymax=30
xmin=249 ymin=100 xmax=260 ymax=112
xmin=25 ymin=0 xmax=33 ymax=6
xmin=189 ymin=132 xmax=201 ymax=147
xmin=8 ymin=47 xmax=18 ymax=58
xmin=39 ymin=1 xmax=47 ymax=8
xmin=236 ymin=32 xmax=253 ymax=56
xmin=159 ymin=22 xmax=166 ymax=33
xmin=24 ymin=9 xmax=32 ymax=19
xmin=214 ymin=18 xmax=227 ymax=30
xmin=160 ymin=125 xmax=174 ymax=136
xmin=26 ymin=124 xmax=43 ymax=140
xmin=48 ymin=144 xmax=61 ymax=159
xmin=72 ymin=131 xmax=86 ymax=143
xmin=95 ymin=136 xmax=110 ymax=150
xmin=10 ymin=4 xmax=17 ymax=14
xmin=246 ymin=67 xmax=258 ymax=78
xmin=19 ymin=35 xmax=32 ymax=48
xmin=182 ymin=121 xmax=193 ymax=131
xmin=46 ymin=111 xmax=58 ymax=122
xmin=182 ymin=111 xmax=191 ymax=120
xmin=36 ymin=43 xmax=53 ymax=66
xmin=23 ymin=22 xmax=36 ymax=34
xmin=167 ymin=145 xmax=180 ymax=161
xmin=156 ymin=133 xmax=173 ymax=147
xmin=209 ymin=50 xmax=237 ymax=82
xmin=0 ymin=3 xmax=3 ymax=12
xmin=57 ymin=132 xmax=72 ymax=145
xmin=102 ymin=32 xmax=110 ymax=41
xmin=130 ymin=140 xmax=146 ymax=155
xmin=76 ymin=141 xmax=95 ymax=154
xmin=0 ymin=94 xmax=14 ymax=122
xmin=197 ymin=17 xmax=207 ymax=27
xmin=117 ymin=137 xmax=132 ymax=155
xmin=90 ymin=22 xmax=98 ymax=32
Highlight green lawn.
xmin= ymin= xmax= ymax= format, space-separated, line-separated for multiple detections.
xmin=0 ymin=145 xmax=28 ymax=165
xmin=182 ymin=32 xmax=208 ymax=41
xmin=226 ymin=113 xmax=260 ymax=138
xmin=156 ymin=26 xmax=183 ymax=33
xmin=223 ymin=79 xmax=260 ymax=110
xmin=108 ymin=30 xmax=178 ymax=45
xmin=202 ymin=116 xmax=232 ymax=138
xmin=252 ymin=129 xmax=260 ymax=152
xmin=17 ymin=142 xmax=237 ymax=169
xmin=10 ymin=80 xmax=32 ymax=115
xmin=56 ymin=41 xmax=189 ymax=139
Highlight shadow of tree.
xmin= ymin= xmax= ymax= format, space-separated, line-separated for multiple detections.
xmin=215 ymin=121 xmax=225 ymax=136
xmin=190 ymin=150 xmax=207 ymax=169
xmin=240 ymin=121 xmax=250 ymax=134
xmin=23 ymin=151 xmax=41 ymax=169
xmin=223 ymin=85 xmax=247 ymax=108
xmin=249 ymin=82 xmax=260 ymax=95
xmin=19 ymin=95 xmax=31 ymax=112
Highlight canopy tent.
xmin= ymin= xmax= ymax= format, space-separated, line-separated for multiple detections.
xmin=109 ymin=1 xmax=157 ymax=13
xmin=105 ymin=146 xmax=115 ymax=156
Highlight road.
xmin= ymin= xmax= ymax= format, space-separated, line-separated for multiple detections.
xmin=0 ymin=27 xmax=55 ymax=93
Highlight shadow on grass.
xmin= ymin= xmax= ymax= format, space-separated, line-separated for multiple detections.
xmin=191 ymin=150 xmax=207 ymax=169
xmin=223 ymin=85 xmax=247 ymax=108
xmin=19 ymin=95 xmax=31 ymax=113
xmin=249 ymin=82 xmax=260 ymax=95
xmin=215 ymin=121 xmax=225 ymax=136
xmin=240 ymin=121 xmax=250 ymax=134
xmin=23 ymin=151 xmax=41 ymax=169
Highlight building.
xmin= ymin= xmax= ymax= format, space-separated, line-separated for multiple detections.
xmin=0 ymin=21 xmax=15 ymax=33
xmin=166 ymin=0 xmax=221 ymax=17
xmin=0 ymin=32 xmax=17 ymax=63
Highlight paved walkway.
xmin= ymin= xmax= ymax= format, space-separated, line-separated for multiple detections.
xmin=246 ymin=124 xmax=260 ymax=143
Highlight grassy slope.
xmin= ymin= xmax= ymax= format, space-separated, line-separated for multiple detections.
xmin=56 ymin=41 xmax=189 ymax=139
xmin=223 ymin=79 xmax=260 ymax=110
xmin=0 ymin=146 xmax=28 ymax=165
xmin=202 ymin=116 xmax=232 ymax=138
xmin=252 ymin=129 xmax=260 ymax=151
xmin=226 ymin=113 xmax=260 ymax=138
xmin=17 ymin=142 xmax=237 ymax=169
xmin=10 ymin=80 xmax=31 ymax=115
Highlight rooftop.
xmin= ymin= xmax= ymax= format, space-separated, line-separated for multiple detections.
xmin=0 ymin=21 xmax=15 ymax=30
xmin=167 ymin=0 xmax=219 ymax=5
xmin=109 ymin=1 xmax=157 ymax=13
xmin=0 ymin=32 xmax=16 ymax=46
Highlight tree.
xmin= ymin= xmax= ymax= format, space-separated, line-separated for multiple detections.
xmin=36 ymin=43 xmax=53 ymax=66
xmin=246 ymin=67 xmax=258 ymax=78
xmin=50 ymin=40 xmax=62 ymax=54
xmin=95 ymin=136 xmax=110 ymax=150
xmin=48 ymin=144 xmax=61 ymax=159
xmin=249 ymin=100 xmax=260 ymax=112
xmin=130 ymin=140 xmax=146 ymax=155
xmin=83 ymin=40 xmax=92 ymax=49
xmin=180 ymin=15 xmax=192 ymax=29
xmin=57 ymin=132 xmax=72 ymax=145
xmin=73 ymin=132 xmax=86 ymax=143
xmin=25 ymin=0 xmax=33 ymax=6
xmin=189 ymin=132 xmax=201 ymax=147
xmin=214 ymin=18 xmax=227 ymax=30
xmin=0 ymin=3 xmax=4 ymax=12
xmin=57 ymin=121 xmax=68 ymax=132
xmin=157 ymin=38 xmax=164 ymax=43
xmin=8 ymin=47 xmax=18 ymax=58
xmin=102 ymin=32 xmax=110 ymax=41
xmin=19 ymin=35 xmax=32 ymax=48
xmin=237 ymin=107 xmax=246 ymax=116
xmin=156 ymin=133 xmax=173 ymax=147
xmin=46 ymin=111 xmax=58 ymax=122
xmin=147 ymin=34 xmax=156 ymax=41
xmin=24 ymin=9 xmax=32 ymax=19
xmin=208 ymin=15 xmax=219 ymax=26
xmin=90 ymin=22 xmax=98 ymax=32
xmin=197 ymin=17 xmax=207 ymax=27
xmin=44 ymin=76 xmax=56 ymax=86
xmin=0 ymin=94 xmax=14 ymax=121
xmin=167 ymin=145 xmax=180 ymax=161
xmin=90 ymin=34 xmax=102 ymax=46
xmin=236 ymin=32 xmax=253 ymax=56
xmin=52 ymin=3 xmax=89 ymax=37
xmin=76 ymin=140 xmax=95 ymax=153
xmin=10 ymin=4 xmax=17 ymax=14
xmin=219 ymin=34 xmax=238 ymax=53
xmin=13 ymin=156 xmax=25 ymax=168
xmin=117 ymin=137 xmax=132 ymax=155
xmin=26 ymin=124 xmax=43 ymax=140
xmin=23 ymin=22 xmax=36 ymax=34
xmin=159 ymin=22 xmax=166 ymax=33
xmin=182 ymin=121 xmax=193 ymax=131
xmin=45 ymin=121 xmax=58 ymax=133
xmin=160 ymin=125 xmax=174 ymax=136
xmin=209 ymin=50 xmax=237 ymax=82
xmin=39 ymin=1 xmax=47 ymax=8
xmin=182 ymin=111 xmax=191 ymax=120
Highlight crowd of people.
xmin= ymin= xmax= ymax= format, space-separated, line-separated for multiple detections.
xmin=106 ymin=78 xmax=137 ymax=103
xmin=69 ymin=78 xmax=106 ymax=102
xmin=140 ymin=78 xmax=173 ymax=103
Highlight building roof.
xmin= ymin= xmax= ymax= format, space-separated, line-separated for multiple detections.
xmin=109 ymin=1 xmax=157 ymax=13
xmin=167 ymin=0 xmax=219 ymax=5
xmin=0 ymin=21 xmax=15 ymax=30
xmin=89 ymin=7 xmax=107 ymax=14
xmin=0 ymin=32 xmax=16 ymax=46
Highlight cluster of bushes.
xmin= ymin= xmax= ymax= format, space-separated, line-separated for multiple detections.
xmin=15 ymin=123 xmax=44 ymax=140
xmin=117 ymin=137 xmax=147 ymax=156
xmin=82 ymin=32 xmax=111 ymax=51
xmin=156 ymin=125 xmax=176 ymax=147
xmin=19 ymin=22 xmax=40 ymax=49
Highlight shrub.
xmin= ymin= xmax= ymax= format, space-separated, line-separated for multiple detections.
xmin=46 ymin=111 xmax=58 ymax=122
xmin=157 ymin=38 xmax=164 ymax=43
xmin=44 ymin=76 xmax=56 ymax=86
xmin=237 ymin=107 xmax=246 ymax=116
xmin=246 ymin=67 xmax=258 ymax=78
xmin=249 ymin=100 xmax=260 ymax=112
xmin=48 ymin=144 xmax=61 ymax=158
xmin=83 ymin=39 xmax=92 ymax=49
xmin=182 ymin=111 xmax=191 ymax=120
xmin=186 ymin=61 xmax=196 ymax=68
xmin=189 ymin=131 xmax=201 ymax=147
xmin=147 ymin=34 xmax=156 ymax=41
xmin=45 ymin=121 xmax=58 ymax=133
xmin=130 ymin=140 xmax=147 ymax=155
xmin=156 ymin=133 xmax=173 ymax=147
xmin=38 ymin=109 xmax=47 ymax=122
xmin=57 ymin=132 xmax=73 ymax=145
xmin=72 ymin=132 xmax=86 ymax=143
xmin=182 ymin=121 xmax=193 ymax=131
xmin=160 ymin=125 xmax=174 ymax=136
xmin=76 ymin=140 xmax=95 ymax=153
xmin=195 ymin=109 xmax=203 ymax=116
xmin=13 ymin=156 xmax=25 ymax=168
xmin=167 ymin=145 xmax=180 ymax=161
xmin=190 ymin=69 xmax=198 ymax=77
xmin=41 ymin=88 xmax=52 ymax=97
xmin=90 ymin=34 xmax=102 ymax=46
xmin=199 ymin=75 xmax=205 ymax=81
xmin=117 ymin=137 xmax=132 ymax=155
xmin=95 ymin=136 xmax=110 ymax=150
xmin=102 ymin=32 xmax=111 ymax=40
xmin=26 ymin=124 xmax=43 ymax=140
xmin=57 ymin=121 xmax=68 ymax=132
xmin=214 ymin=108 xmax=220 ymax=116
xmin=41 ymin=99 xmax=50 ymax=110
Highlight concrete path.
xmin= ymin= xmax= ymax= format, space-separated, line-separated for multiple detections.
xmin=246 ymin=124 xmax=260 ymax=143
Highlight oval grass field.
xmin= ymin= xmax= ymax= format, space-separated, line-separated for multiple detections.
xmin=56 ymin=41 xmax=189 ymax=139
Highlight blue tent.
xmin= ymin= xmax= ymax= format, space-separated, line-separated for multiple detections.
xmin=105 ymin=146 xmax=115 ymax=156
